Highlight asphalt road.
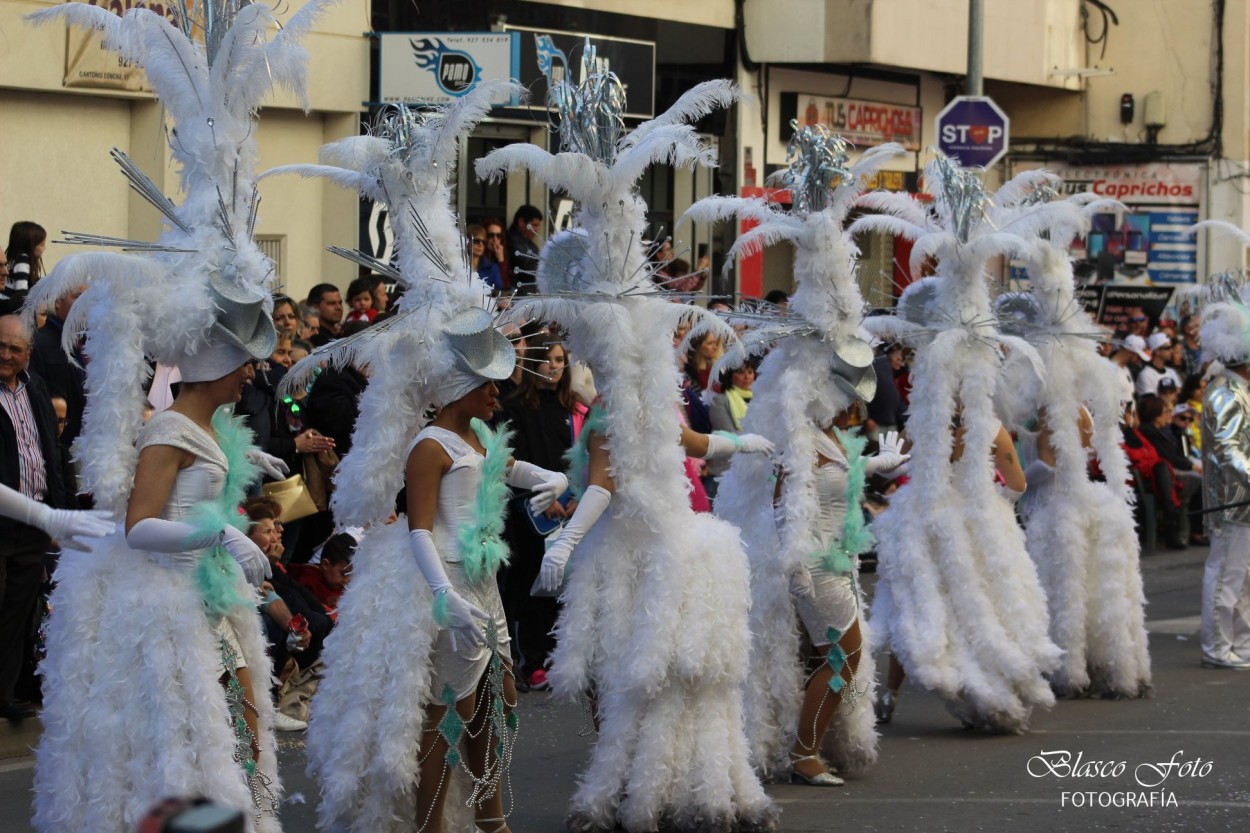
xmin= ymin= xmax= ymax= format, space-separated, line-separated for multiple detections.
xmin=3 ymin=545 xmax=1248 ymax=832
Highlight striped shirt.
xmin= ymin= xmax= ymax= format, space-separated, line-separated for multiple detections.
xmin=0 ymin=373 xmax=47 ymax=501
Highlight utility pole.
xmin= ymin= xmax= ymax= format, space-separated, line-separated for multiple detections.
xmin=967 ymin=0 xmax=984 ymax=96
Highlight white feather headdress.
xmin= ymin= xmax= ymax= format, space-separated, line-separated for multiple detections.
xmin=267 ymin=83 xmax=522 ymax=526
xmin=23 ymin=0 xmax=334 ymax=512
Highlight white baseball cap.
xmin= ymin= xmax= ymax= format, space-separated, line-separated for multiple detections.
xmin=1122 ymin=334 xmax=1151 ymax=361
xmin=1147 ymin=332 xmax=1172 ymax=352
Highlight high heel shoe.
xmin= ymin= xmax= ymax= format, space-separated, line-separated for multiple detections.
xmin=474 ymin=819 xmax=509 ymax=833
xmin=788 ymin=753 xmax=845 ymax=787
xmin=874 ymin=688 xmax=899 ymax=724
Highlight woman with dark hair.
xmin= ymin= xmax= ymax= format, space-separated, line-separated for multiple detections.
xmin=467 ymin=224 xmax=504 ymax=291
xmin=707 ymin=359 xmax=758 ymax=485
xmin=497 ymin=335 xmax=585 ymax=689
xmin=271 ymin=294 xmax=300 ymax=335
xmin=1 ymin=221 xmax=47 ymax=315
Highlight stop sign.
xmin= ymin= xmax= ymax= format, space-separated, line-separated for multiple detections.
xmin=935 ymin=96 xmax=1010 ymax=168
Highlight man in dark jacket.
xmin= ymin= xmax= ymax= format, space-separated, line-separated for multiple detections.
xmin=0 ymin=315 xmax=66 ymax=721
xmin=29 ymin=285 xmax=87 ymax=446
xmin=505 ymin=205 xmax=543 ymax=290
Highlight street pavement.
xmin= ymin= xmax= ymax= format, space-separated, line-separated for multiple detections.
xmin=2 ymin=544 xmax=1249 ymax=832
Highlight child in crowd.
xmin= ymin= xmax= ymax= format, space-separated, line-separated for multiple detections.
xmin=343 ymin=277 xmax=377 ymax=324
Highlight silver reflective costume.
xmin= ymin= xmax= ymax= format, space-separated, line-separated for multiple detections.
xmin=1201 ymin=369 xmax=1250 ymax=530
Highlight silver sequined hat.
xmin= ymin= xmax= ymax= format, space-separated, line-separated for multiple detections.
xmin=445 ymin=307 xmax=516 ymax=381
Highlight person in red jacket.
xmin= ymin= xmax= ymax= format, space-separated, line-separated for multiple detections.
xmin=289 ymin=532 xmax=355 ymax=614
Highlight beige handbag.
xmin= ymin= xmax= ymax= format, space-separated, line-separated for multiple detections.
xmin=262 ymin=473 xmax=320 ymax=522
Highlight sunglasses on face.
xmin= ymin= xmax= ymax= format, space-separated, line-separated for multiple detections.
xmin=472 ymin=238 xmax=486 ymax=244
xmin=486 ymin=232 xmax=503 ymax=239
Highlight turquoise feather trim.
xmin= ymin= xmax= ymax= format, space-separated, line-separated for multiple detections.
xmin=812 ymin=427 xmax=876 ymax=575
xmin=188 ymin=407 xmax=263 ymax=618
xmin=456 ymin=418 xmax=515 ymax=585
xmin=564 ymin=402 xmax=608 ymax=501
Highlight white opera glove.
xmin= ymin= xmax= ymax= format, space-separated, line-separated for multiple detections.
xmin=997 ymin=483 xmax=1025 ymax=504
xmin=246 ymin=449 xmax=289 ymax=480
xmin=408 ymin=529 xmax=490 ymax=651
xmin=507 ymin=460 xmax=569 ymax=514
xmin=703 ymin=431 xmax=775 ymax=461
xmin=1023 ymin=458 xmax=1055 ymax=488
xmin=220 ymin=525 xmax=271 ymax=587
xmin=126 ymin=517 xmax=220 ymax=570
xmin=539 ymin=485 xmax=612 ymax=592
xmin=0 ymin=483 xmax=114 ymax=546
xmin=864 ymin=431 xmax=910 ymax=476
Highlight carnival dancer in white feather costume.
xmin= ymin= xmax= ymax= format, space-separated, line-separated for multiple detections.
xmin=477 ymin=42 xmax=776 ymax=833
xmin=23 ymin=3 xmax=333 ymax=830
xmin=686 ymin=129 xmax=908 ymax=783
xmin=846 ymin=158 xmax=1062 ymax=733
xmin=268 ymin=83 xmax=568 ymax=833
xmin=990 ymin=184 xmax=1151 ymax=699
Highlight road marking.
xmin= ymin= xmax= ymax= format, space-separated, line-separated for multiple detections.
xmin=0 ymin=759 xmax=33 ymax=774
xmin=1147 ymin=615 xmax=1201 ymax=634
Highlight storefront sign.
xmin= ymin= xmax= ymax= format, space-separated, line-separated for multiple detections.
xmin=507 ymin=27 xmax=656 ymax=119
xmin=781 ymin=93 xmax=921 ymax=151
xmin=379 ymin=33 xmax=519 ymax=105
xmin=1013 ymin=162 xmax=1204 ymax=285
xmin=62 ymin=1 xmax=173 ymax=91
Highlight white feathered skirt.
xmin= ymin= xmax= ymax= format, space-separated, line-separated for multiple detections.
xmin=305 ymin=520 xmax=488 ymax=833
xmin=1025 ymin=481 xmax=1151 ymax=697
xmin=870 ymin=482 xmax=1061 ymax=734
xmin=33 ymin=532 xmax=280 ymax=833
xmin=549 ymin=509 xmax=776 ymax=833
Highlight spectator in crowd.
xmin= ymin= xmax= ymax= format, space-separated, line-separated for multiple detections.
xmin=270 ymin=331 xmax=295 ymax=370
xmin=307 ymin=283 xmax=344 ymax=347
xmin=1137 ymin=332 xmax=1183 ymax=397
xmin=29 ymin=283 xmax=86 ymax=446
xmin=707 ymin=359 xmax=758 ymax=485
xmin=683 ymin=329 xmax=722 ymax=397
xmin=1 ymin=222 xmax=47 ymax=315
xmin=343 ymin=276 xmax=377 ymax=325
xmin=506 ymin=204 xmax=543 ymax=287
xmin=497 ymin=334 xmax=583 ymax=690
xmin=1158 ymin=376 xmax=1181 ymax=410
xmin=246 ymin=497 xmax=331 ymax=730
xmin=298 ymin=304 xmax=320 ymax=342
xmin=660 ymin=257 xmax=705 ymax=293
xmin=0 ymin=315 xmax=68 ymax=721
xmin=1123 ymin=395 xmax=1187 ymax=549
xmin=288 ymin=532 xmax=355 ymax=613
xmin=1180 ymin=313 xmax=1204 ymax=377
xmin=866 ymin=341 xmax=908 ymax=439
xmin=1180 ymin=373 xmax=1206 ymax=452
xmin=467 ymin=224 xmax=503 ymax=291
xmin=764 ymin=289 xmax=790 ymax=311
xmin=47 ymin=391 xmax=78 ymax=508
xmin=289 ymin=338 xmax=312 ymax=367
xmin=271 ymin=294 xmax=300 ymax=335
xmin=483 ymin=217 xmax=510 ymax=289
xmin=371 ymin=277 xmax=391 ymax=318
xmin=1141 ymin=393 xmax=1201 ymax=544
xmin=1111 ymin=334 xmax=1150 ymax=405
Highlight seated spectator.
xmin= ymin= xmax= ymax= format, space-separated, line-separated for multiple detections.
xmin=289 ymin=532 xmax=355 ymax=614
xmin=1122 ymin=396 xmax=1186 ymax=549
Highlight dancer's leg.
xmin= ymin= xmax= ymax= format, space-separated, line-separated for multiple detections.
xmin=417 ymin=690 xmax=478 ymax=833
xmin=464 ymin=662 xmax=517 ymax=832
xmin=790 ymin=619 xmax=862 ymax=780
xmin=875 ymin=652 xmax=906 ymax=723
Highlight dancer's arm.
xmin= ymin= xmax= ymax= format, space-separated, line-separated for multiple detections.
xmin=406 ymin=438 xmax=490 ymax=650
xmin=125 ymin=443 xmax=270 ymax=583
xmin=993 ymin=423 xmax=1027 ymax=499
xmin=681 ymin=424 xmax=774 ymax=459
xmin=0 ymin=482 xmax=113 ymax=545
xmin=537 ymin=431 xmax=614 ymax=592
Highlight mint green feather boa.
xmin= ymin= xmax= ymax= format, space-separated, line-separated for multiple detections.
xmin=456 ymin=418 xmax=515 ymax=585
xmin=813 ymin=427 xmax=876 ymax=575
xmin=564 ymin=402 xmax=609 ymax=501
xmin=187 ymin=407 xmax=262 ymax=619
